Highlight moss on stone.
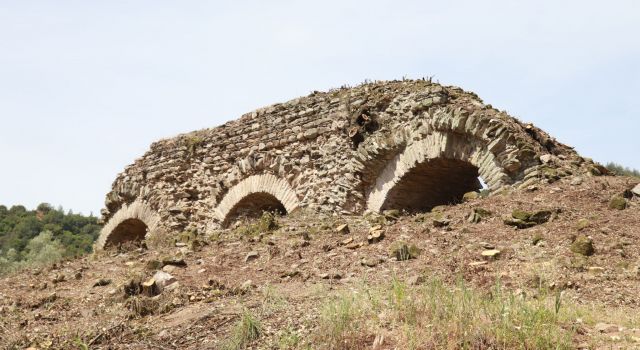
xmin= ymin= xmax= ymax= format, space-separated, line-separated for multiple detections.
xmin=462 ymin=191 xmax=480 ymax=201
xmin=570 ymin=235 xmax=595 ymax=256
xmin=609 ymin=196 xmax=627 ymax=210
xmin=511 ymin=209 xmax=532 ymax=221
xmin=576 ymin=219 xmax=590 ymax=231
xmin=529 ymin=210 xmax=553 ymax=224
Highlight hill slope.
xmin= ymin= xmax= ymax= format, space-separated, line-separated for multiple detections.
xmin=1 ymin=175 xmax=639 ymax=349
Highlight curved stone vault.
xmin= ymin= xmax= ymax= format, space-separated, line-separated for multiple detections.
xmin=96 ymin=79 xmax=597 ymax=250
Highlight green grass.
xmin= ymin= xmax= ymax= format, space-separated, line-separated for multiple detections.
xmin=315 ymin=277 xmax=576 ymax=349
xmin=221 ymin=310 xmax=262 ymax=350
xmin=235 ymin=212 xmax=279 ymax=237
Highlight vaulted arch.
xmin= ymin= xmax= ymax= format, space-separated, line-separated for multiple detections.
xmin=95 ymin=201 xmax=160 ymax=250
xmin=366 ymin=132 xmax=509 ymax=213
xmin=214 ymin=174 xmax=300 ymax=225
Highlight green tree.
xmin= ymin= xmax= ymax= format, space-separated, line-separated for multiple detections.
xmin=606 ymin=162 xmax=640 ymax=178
xmin=24 ymin=230 xmax=65 ymax=266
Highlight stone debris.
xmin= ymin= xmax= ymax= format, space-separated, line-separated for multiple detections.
xmin=609 ymin=195 xmax=627 ymax=210
xmin=481 ymin=249 xmax=501 ymax=260
xmin=162 ymin=257 xmax=187 ymax=267
xmin=571 ymin=235 xmax=595 ymax=256
xmin=335 ymin=224 xmax=350 ymax=234
xmin=93 ymin=278 xmax=112 ymax=287
xmin=244 ymin=251 xmax=259 ymax=263
xmin=367 ymin=225 xmax=385 ymax=244
xmin=632 ymin=183 xmax=640 ymax=197
xmin=504 ymin=209 xmax=553 ymax=229
xmin=570 ymin=177 xmax=584 ymax=186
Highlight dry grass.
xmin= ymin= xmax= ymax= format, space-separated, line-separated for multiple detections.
xmin=316 ymin=277 xmax=576 ymax=349
xmin=221 ymin=309 xmax=262 ymax=350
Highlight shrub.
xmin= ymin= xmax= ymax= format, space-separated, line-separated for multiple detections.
xmin=606 ymin=162 xmax=640 ymax=178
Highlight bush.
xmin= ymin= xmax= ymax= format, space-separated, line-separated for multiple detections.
xmin=0 ymin=231 xmax=67 ymax=275
xmin=606 ymin=162 xmax=640 ymax=178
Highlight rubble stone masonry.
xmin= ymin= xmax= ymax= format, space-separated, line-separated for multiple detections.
xmin=95 ymin=80 xmax=602 ymax=250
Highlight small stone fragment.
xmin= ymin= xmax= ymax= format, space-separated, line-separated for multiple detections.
xmin=367 ymin=227 xmax=385 ymax=244
xmin=432 ymin=217 xmax=450 ymax=228
xmin=529 ymin=210 xmax=552 ymax=224
xmin=595 ymin=323 xmax=619 ymax=333
xmin=153 ymin=271 xmax=177 ymax=292
xmin=587 ymin=266 xmax=605 ymax=275
xmin=511 ymin=209 xmax=532 ymax=221
xmin=341 ymin=237 xmax=353 ymax=245
xmin=531 ymin=232 xmax=544 ymax=245
xmin=244 ymin=251 xmax=259 ymax=263
xmin=504 ymin=218 xmax=537 ymax=229
xmin=481 ymin=249 xmax=501 ymax=259
xmin=571 ymin=235 xmax=595 ymax=256
xmin=632 ymin=183 xmax=640 ymax=197
xmin=609 ymin=196 xmax=627 ymax=210
xmin=360 ymin=257 xmax=380 ymax=267
xmin=576 ymin=219 xmax=590 ymax=231
xmin=570 ymin=177 xmax=583 ymax=186
xmin=93 ymin=278 xmax=112 ymax=287
xmin=406 ymin=274 xmax=425 ymax=286
xmin=462 ymin=191 xmax=479 ymax=201
xmin=162 ymin=257 xmax=187 ymax=267
xmin=335 ymin=224 xmax=350 ymax=234
xmin=540 ymin=154 xmax=553 ymax=164
xmin=162 ymin=264 xmax=176 ymax=273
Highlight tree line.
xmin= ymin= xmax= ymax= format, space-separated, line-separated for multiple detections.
xmin=0 ymin=203 xmax=101 ymax=275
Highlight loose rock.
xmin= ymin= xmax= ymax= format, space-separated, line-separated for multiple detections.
xmin=335 ymin=224 xmax=350 ymax=234
xmin=571 ymin=235 xmax=595 ymax=256
xmin=609 ymin=195 xmax=627 ymax=210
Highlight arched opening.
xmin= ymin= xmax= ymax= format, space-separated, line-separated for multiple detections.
xmin=104 ymin=218 xmax=148 ymax=248
xmin=224 ymin=192 xmax=287 ymax=226
xmin=380 ymin=158 xmax=482 ymax=212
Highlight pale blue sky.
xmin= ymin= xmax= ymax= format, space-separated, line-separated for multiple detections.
xmin=0 ymin=0 xmax=638 ymax=215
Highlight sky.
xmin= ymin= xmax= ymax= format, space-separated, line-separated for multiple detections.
xmin=0 ymin=0 xmax=638 ymax=216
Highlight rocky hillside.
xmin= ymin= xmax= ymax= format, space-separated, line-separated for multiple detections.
xmin=1 ymin=175 xmax=639 ymax=349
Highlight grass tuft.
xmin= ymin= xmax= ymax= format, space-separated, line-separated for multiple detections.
xmin=221 ymin=310 xmax=262 ymax=350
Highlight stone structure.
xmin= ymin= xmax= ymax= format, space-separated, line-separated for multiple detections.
xmin=96 ymin=79 xmax=602 ymax=250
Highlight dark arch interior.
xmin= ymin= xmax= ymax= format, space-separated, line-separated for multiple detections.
xmin=381 ymin=158 xmax=482 ymax=213
xmin=106 ymin=218 xmax=148 ymax=248
xmin=225 ymin=192 xmax=287 ymax=226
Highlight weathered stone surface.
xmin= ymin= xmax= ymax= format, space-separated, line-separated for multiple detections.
xmin=633 ymin=184 xmax=640 ymax=197
xmin=244 ymin=251 xmax=259 ymax=263
xmin=571 ymin=235 xmax=595 ymax=256
xmin=335 ymin=224 xmax=350 ymax=234
xmin=95 ymin=80 xmax=595 ymax=250
xmin=481 ymin=249 xmax=501 ymax=259
xmin=609 ymin=196 xmax=627 ymax=210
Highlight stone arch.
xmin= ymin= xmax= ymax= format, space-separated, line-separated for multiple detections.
xmin=95 ymin=201 xmax=161 ymax=250
xmin=366 ymin=132 xmax=509 ymax=213
xmin=214 ymin=174 xmax=300 ymax=225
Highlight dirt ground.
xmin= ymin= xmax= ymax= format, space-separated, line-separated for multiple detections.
xmin=1 ymin=175 xmax=639 ymax=349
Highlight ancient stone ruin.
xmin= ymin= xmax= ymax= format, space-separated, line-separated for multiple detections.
xmin=95 ymin=79 xmax=604 ymax=250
